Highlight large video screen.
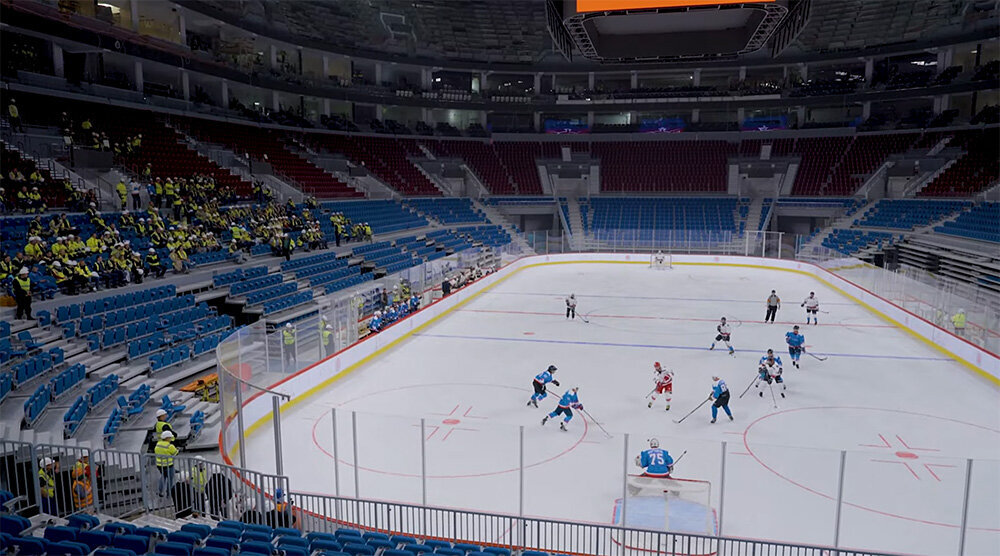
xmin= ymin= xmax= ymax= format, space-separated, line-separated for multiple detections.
xmin=576 ymin=0 xmax=773 ymax=12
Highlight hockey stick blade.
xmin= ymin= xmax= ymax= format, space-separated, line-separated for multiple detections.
xmin=806 ymin=351 xmax=828 ymax=361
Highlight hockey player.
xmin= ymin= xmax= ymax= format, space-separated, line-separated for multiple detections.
xmin=647 ymin=362 xmax=673 ymax=410
xmin=758 ymin=356 xmax=785 ymax=398
xmin=801 ymin=292 xmax=820 ymax=325
xmin=709 ymin=376 xmax=733 ymax=424
xmin=565 ymin=294 xmax=577 ymax=319
xmin=758 ymin=348 xmax=783 ymax=367
xmin=527 ymin=365 xmax=559 ymax=407
xmin=785 ymin=325 xmax=805 ymax=368
xmin=542 ymin=387 xmax=582 ymax=431
xmin=709 ymin=317 xmax=734 ymax=355
xmin=636 ymin=438 xmax=674 ymax=478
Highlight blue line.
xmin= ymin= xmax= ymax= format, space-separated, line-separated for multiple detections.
xmin=413 ymin=333 xmax=953 ymax=362
xmin=485 ymin=291 xmax=856 ymax=306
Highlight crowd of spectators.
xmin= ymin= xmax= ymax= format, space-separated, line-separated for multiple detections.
xmin=0 ymin=191 xmax=376 ymax=315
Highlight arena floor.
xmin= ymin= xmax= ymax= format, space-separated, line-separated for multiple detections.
xmin=241 ymin=262 xmax=1000 ymax=556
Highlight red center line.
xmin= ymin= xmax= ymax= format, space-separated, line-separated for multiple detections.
xmin=461 ymin=309 xmax=896 ymax=328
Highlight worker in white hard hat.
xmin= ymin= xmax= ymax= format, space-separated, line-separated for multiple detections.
xmin=155 ymin=430 xmax=179 ymax=497
xmin=38 ymin=456 xmax=58 ymax=515
xmin=282 ymin=322 xmax=297 ymax=370
xmin=322 ymin=324 xmax=334 ymax=358
xmin=147 ymin=408 xmax=174 ymax=453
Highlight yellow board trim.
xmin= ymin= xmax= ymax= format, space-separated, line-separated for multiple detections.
xmin=228 ymin=259 xmax=998 ymax=457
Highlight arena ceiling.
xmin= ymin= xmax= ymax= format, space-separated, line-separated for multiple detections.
xmin=180 ymin=0 xmax=998 ymax=66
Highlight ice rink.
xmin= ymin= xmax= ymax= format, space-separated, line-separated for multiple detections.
xmin=242 ymin=262 xmax=1000 ymax=555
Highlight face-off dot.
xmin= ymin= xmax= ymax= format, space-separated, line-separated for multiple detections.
xmin=895 ymin=451 xmax=918 ymax=459
xmin=442 ymin=418 xmax=460 ymax=425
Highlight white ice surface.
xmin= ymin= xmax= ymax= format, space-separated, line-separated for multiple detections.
xmin=242 ymin=263 xmax=1000 ymax=555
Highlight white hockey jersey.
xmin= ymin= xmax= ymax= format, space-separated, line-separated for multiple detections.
xmin=802 ymin=295 xmax=819 ymax=309
xmin=655 ymin=368 xmax=674 ymax=386
xmin=760 ymin=361 xmax=782 ymax=377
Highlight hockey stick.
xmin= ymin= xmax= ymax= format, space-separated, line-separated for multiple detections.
xmin=673 ymin=397 xmax=711 ymax=424
xmin=768 ymin=381 xmax=778 ymax=409
xmin=579 ymin=407 xmax=611 ymax=438
xmin=739 ymin=375 xmax=760 ymax=399
xmin=578 ymin=312 xmax=590 ymax=324
xmin=805 ymin=350 xmax=828 ymax=361
xmin=644 ymin=387 xmax=658 ymax=399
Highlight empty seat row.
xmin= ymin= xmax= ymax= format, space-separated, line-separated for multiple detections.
xmin=55 ymin=285 xmax=176 ymax=323
xmin=150 ymin=344 xmax=192 ymax=373
xmin=324 ymin=273 xmax=373 ymax=296
xmin=292 ymin=258 xmax=349 ymax=279
xmin=246 ymin=283 xmax=298 ymax=306
xmin=128 ymin=332 xmax=166 ymax=360
xmin=12 ymin=347 xmax=65 ymax=386
xmin=86 ymin=374 xmax=120 ymax=408
xmin=189 ymin=250 xmax=232 ymax=267
xmin=280 ymin=250 xmax=341 ymax=271
xmin=63 ymin=396 xmax=89 ymax=438
xmin=213 ymin=265 xmax=268 ymax=287
xmin=23 ymin=383 xmax=51 ymax=427
xmin=229 ymin=273 xmax=283 ymax=295
xmin=50 ymin=363 xmax=87 ymax=399
xmin=262 ymin=291 xmax=314 ymax=315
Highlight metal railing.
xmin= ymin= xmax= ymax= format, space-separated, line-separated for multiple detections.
xmin=0 ymin=439 xmax=286 ymax=522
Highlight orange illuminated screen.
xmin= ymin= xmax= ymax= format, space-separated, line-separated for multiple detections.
xmin=577 ymin=0 xmax=774 ymax=12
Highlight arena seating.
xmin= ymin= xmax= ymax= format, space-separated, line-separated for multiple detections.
xmin=113 ymin=117 xmax=252 ymax=200
xmin=0 ymin=508 xmax=542 ymax=556
xmin=404 ymin=198 xmax=487 ymax=224
xmin=186 ymin=120 xmax=360 ymax=199
xmin=934 ymin=202 xmax=1000 ymax=243
xmin=918 ymin=128 xmax=1000 ymax=197
xmin=822 ymin=229 xmax=898 ymax=255
xmin=321 ymin=200 xmax=427 ymax=234
xmin=314 ymin=135 xmax=440 ymax=196
xmin=593 ymin=141 xmax=734 ymax=192
xmin=854 ymin=199 xmax=971 ymax=230
xmin=581 ymin=196 xmax=741 ymax=248
xmin=427 ymin=140 xmax=517 ymax=194
xmin=2 ymin=141 xmax=68 ymax=209
xmin=822 ymin=133 xmax=921 ymax=195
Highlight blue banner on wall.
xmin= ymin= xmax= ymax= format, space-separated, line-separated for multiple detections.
xmin=640 ymin=117 xmax=686 ymax=133
xmin=545 ymin=119 xmax=590 ymax=134
xmin=741 ymin=115 xmax=788 ymax=131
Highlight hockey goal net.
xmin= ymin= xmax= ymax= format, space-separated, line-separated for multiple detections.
xmin=650 ymin=252 xmax=672 ymax=270
xmin=622 ymin=475 xmax=715 ymax=536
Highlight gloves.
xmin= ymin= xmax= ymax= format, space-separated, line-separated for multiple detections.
xmin=552 ymin=380 xmax=560 ymax=387
xmin=801 ymin=303 xmax=805 ymax=307
xmin=572 ymin=403 xmax=583 ymax=410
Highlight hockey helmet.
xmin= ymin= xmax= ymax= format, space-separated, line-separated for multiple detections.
xmin=653 ymin=362 xmax=662 ymax=370
xmin=720 ymin=316 xmax=726 ymax=322
xmin=766 ymin=349 xmax=773 ymax=354
xmin=648 ymin=438 xmax=660 ymax=449
xmin=547 ymin=365 xmax=557 ymax=372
